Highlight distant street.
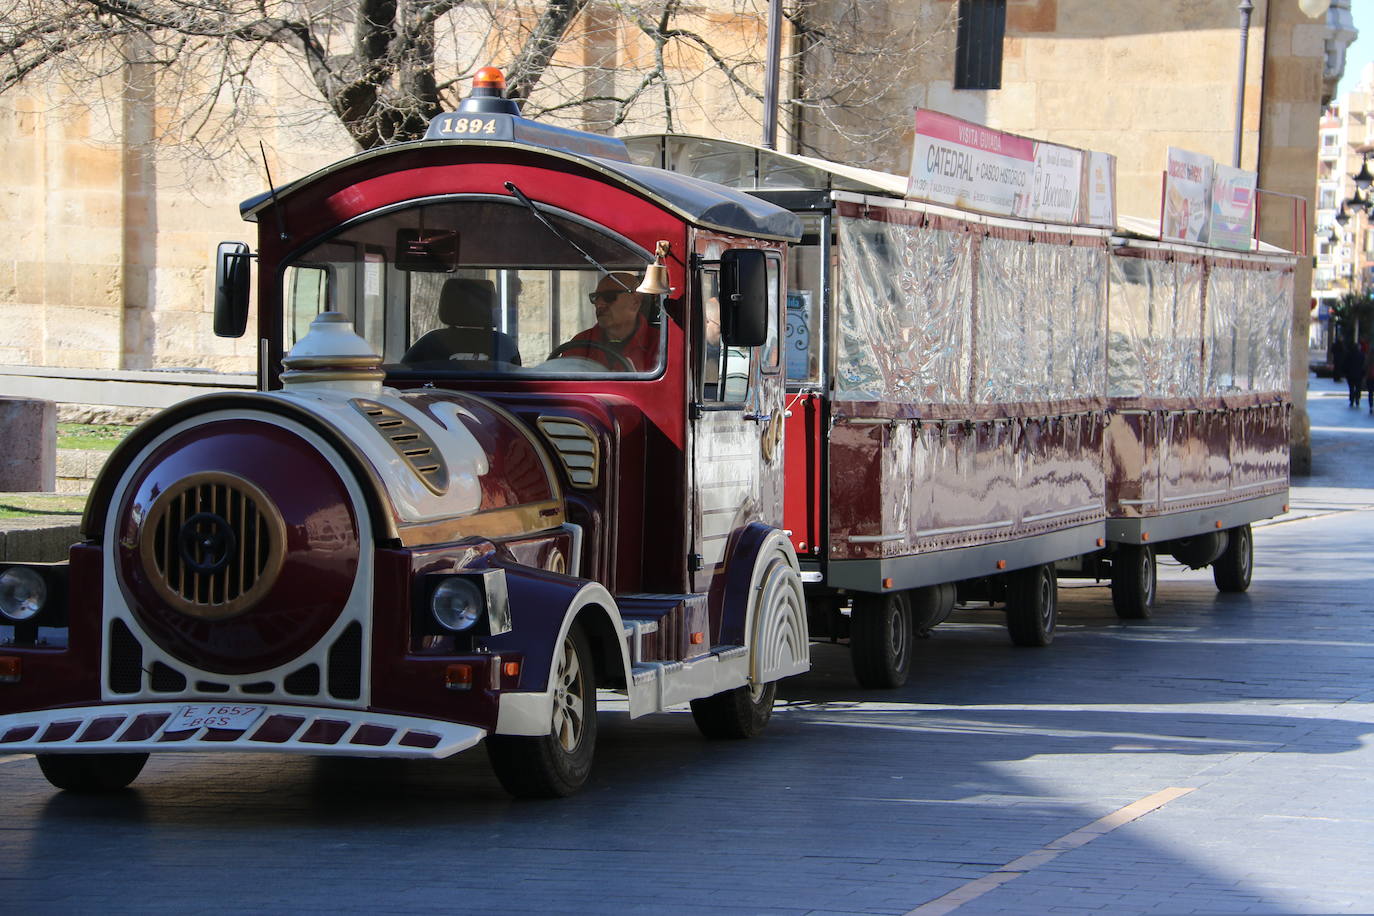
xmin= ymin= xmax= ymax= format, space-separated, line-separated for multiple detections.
xmin=3 ymin=376 xmax=1373 ymax=915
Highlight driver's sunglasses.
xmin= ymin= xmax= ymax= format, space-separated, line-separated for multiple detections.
xmin=588 ymin=290 xmax=628 ymax=305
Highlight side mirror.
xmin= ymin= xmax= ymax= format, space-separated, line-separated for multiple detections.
xmin=214 ymin=241 xmax=252 ymax=338
xmin=719 ymin=248 xmax=768 ymax=347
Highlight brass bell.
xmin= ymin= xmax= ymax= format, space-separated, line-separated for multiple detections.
xmin=636 ymin=240 xmax=672 ymax=295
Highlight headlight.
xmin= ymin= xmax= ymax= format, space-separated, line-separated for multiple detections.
xmin=0 ymin=567 xmax=47 ymax=621
xmin=431 ymin=577 xmax=484 ymax=632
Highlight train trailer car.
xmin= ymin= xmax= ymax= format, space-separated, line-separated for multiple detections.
xmin=1074 ymin=230 xmax=1294 ymax=616
xmin=0 ymin=72 xmax=812 ymax=797
xmin=624 ymin=135 xmax=1293 ymax=688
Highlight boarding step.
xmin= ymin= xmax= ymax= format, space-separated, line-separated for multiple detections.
xmin=617 ymin=593 xmax=710 ymax=664
xmin=629 ymin=645 xmax=748 ymax=710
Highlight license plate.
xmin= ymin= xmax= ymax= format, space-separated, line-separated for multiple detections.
xmin=165 ymin=703 xmax=266 ymax=733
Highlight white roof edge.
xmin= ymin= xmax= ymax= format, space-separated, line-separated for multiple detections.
xmin=829 ymin=190 xmax=1112 ymax=238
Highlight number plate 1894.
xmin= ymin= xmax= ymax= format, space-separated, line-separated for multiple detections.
xmin=166 ymin=704 xmax=266 ymax=732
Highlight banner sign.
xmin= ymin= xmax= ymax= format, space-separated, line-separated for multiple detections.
xmin=908 ymin=109 xmax=1035 ymax=218
xmin=906 ymin=109 xmax=1108 ymax=226
xmin=1161 ymin=147 xmax=1214 ymax=243
xmin=1208 ymin=163 xmax=1258 ymax=251
xmin=1030 ymin=142 xmax=1083 ymax=223
xmin=1084 ymin=151 xmax=1118 ymax=229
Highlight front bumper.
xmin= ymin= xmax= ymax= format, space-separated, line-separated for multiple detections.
xmin=0 ymin=703 xmax=485 ymax=759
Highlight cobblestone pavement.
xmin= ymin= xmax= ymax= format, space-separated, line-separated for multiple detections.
xmin=2 ymin=378 xmax=1372 ymax=915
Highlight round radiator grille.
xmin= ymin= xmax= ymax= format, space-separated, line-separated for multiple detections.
xmin=139 ymin=472 xmax=287 ymax=620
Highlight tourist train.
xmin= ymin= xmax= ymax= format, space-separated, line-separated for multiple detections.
xmin=0 ymin=69 xmax=1291 ymax=795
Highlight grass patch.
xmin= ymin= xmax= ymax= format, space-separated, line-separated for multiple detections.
xmin=57 ymin=423 xmax=131 ymax=451
xmin=0 ymin=493 xmax=86 ymax=519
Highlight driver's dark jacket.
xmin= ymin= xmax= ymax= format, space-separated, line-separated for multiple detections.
xmin=564 ymin=315 xmax=659 ymax=371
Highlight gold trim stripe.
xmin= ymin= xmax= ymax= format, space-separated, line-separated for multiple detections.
xmin=396 ymin=500 xmax=565 ymax=547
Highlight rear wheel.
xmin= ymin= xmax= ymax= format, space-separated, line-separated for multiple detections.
xmin=37 ymin=753 xmax=148 ymax=793
xmin=691 ymin=681 xmax=777 ymax=739
xmin=850 ymin=591 xmax=913 ymax=689
xmin=1212 ymin=524 xmax=1253 ymax=593
xmin=486 ymin=623 xmax=597 ymax=798
xmin=1111 ymin=544 xmax=1156 ymax=619
xmin=1005 ymin=563 xmax=1057 ymax=647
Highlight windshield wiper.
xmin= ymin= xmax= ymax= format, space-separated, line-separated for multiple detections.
xmin=503 ymin=181 xmax=634 ymax=291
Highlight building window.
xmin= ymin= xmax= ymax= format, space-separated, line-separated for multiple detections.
xmin=955 ymin=0 xmax=1007 ymax=90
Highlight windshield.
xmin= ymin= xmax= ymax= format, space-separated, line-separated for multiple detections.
xmin=281 ymin=197 xmax=661 ymax=377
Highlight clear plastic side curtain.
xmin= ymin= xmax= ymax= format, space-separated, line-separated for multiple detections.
xmin=834 ymin=211 xmax=1107 ymax=405
xmin=1204 ymin=265 xmax=1292 ymax=395
xmin=834 ymin=215 xmax=973 ymax=402
xmin=1107 ymin=255 xmax=1205 ymax=399
xmin=977 ymin=237 xmax=1107 ymax=404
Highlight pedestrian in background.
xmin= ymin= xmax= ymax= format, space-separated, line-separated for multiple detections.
xmin=1332 ymin=337 xmax=1346 ymax=383
xmin=1345 ymin=340 xmax=1367 ymax=407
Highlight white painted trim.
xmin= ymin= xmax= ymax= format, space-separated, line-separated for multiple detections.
xmin=0 ymin=703 xmax=484 ymax=759
xmin=1232 ymin=477 xmax=1287 ymax=491
xmin=494 ymin=581 xmax=637 ymax=734
xmin=1163 ymin=489 xmax=1229 ymax=503
xmin=1022 ymin=504 xmax=1101 ymax=523
xmin=98 ymin=410 xmax=377 ymax=707
xmin=847 ymin=533 xmax=906 ymax=544
xmin=917 ymin=520 xmax=1014 ymax=537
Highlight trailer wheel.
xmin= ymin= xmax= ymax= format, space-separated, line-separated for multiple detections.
xmin=1111 ymin=544 xmax=1156 ymax=619
xmin=486 ymin=622 xmax=597 ymax=798
xmin=850 ymin=591 xmax=913 ymax=689
xmin=1212 ymin=523 xmax=1253 ymax=593
xmin=36 ymin=753 xmax=148 ymax=793
xmin=690 ymin=680 xmax=777 ymax=739
xmin=1005 ymin=563 xmax=1057 ymax=647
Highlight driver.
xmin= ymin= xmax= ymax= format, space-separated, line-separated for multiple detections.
xmin=559 ymin=271 xmax=658 ymax=371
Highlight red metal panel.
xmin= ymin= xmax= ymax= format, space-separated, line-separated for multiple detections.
xmin=782 ymin=393 xmax=823 ymax=557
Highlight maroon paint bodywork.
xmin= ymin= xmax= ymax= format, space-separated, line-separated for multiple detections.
xmin=1105 ymin=401 xmax=1288 ymax=517
xmin=0 ymin=546 xmax=101 ymax=722
xmin=826 ymin=410 xmax=1104 ymax=560
xmin=115 ymin=420 xmax=359 ymax=675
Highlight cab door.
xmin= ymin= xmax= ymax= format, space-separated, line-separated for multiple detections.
xmin=690 ymin=238 xmax=787 ymax=594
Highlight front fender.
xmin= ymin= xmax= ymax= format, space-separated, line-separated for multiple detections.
xmin=487 ymin=569 xmax=630 ymax=736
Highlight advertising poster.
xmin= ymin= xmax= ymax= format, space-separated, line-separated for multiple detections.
xmin=1208 ymin=164 xmax=1258 ymax=251
xmin=1030 ymin=142 xmax=1082 ymax=224
xmin=1162 ymin=147 xmax=1214 ymax=243
xmin=1084 ymin=151 xmax=1118 ymax=228
xmin=908 ymin=109 xmax=1035 ymax=218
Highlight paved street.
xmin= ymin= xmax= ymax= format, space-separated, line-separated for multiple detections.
xmin=3 ymin=378 xmax=1373 ymax=915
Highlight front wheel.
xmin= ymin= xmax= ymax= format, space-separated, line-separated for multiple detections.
xmin=37 ymin=753 xmax=148 ymax=793
xmin=1212 ymin=523 xmax=1253 ymax=593
xmin=486 ymin=622 xmax=597 ymax=798
xmin=1005 ymin=563 xmax=1057 ymax=647
xmin=691 ymin=681 xmax=777 ymax=739
xmin=850 ymin=591 xmax=913 ymax=689
xmin=1111 ymin=544 xmax=1156 ymax=619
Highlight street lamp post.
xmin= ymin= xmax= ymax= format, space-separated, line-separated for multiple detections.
xmin=1232 ymin=0 xmax=1253 ymax=169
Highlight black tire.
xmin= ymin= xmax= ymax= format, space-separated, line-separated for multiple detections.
xmin=690 ymin=680 xmax=777 ymax=739
xmin=36 ymin=753 xmax=148 ymax=793
xmin=486 ymin=623 xmax=597 ymax=798
xmin=1005 ymin=563 xmax=1057 ymax=647
xmin=1212 ymin=523 xmax=1253 ymax=593
xmin=850 ymin=591 xmax=913 ymax=689
xmin=1111 ymin=543 xmax=1156 ymax=619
